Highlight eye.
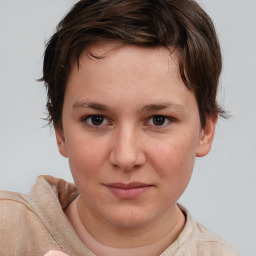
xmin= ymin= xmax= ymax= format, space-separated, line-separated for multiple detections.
xmin=83 ymin=115 xmax=109 ymax=127
xmin=148 ymin=115 xmax=171 ymax=127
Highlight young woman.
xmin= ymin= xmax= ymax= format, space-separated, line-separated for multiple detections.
xmin=0 ymin=1 xmax=239 ymax=255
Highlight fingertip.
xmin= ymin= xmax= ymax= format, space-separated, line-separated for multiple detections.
xmin=44 ymin=250 xmax=69 ymax=256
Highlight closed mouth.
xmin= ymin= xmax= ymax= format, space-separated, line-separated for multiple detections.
xmin=104 ymin=182 xmax=153 ymax=199
xmin=106 ymin=182 xmax=152 ymax=189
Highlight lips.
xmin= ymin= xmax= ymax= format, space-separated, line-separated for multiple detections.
xmin=104 ymin=182 xmax=153 ymax=199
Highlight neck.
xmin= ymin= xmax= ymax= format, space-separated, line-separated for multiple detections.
xmin=75 ymin=196 xmax=185 ymax=249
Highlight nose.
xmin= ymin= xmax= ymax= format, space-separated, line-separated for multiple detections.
xmin=109 ymin=125 xmax=146 ymax=171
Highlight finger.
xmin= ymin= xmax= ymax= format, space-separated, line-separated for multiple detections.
xmin=44 ymin=250 xmax=69 ymax=256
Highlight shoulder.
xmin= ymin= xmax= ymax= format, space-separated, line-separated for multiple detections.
xmin=0 ymin=190 xmax=35 ymax=223
xmin=0 ymin=190 xmax=60 ymax=255
xmin=191 ymin=221 xmax=240 ymax=255
xmin=166 ymin=205 xmax=240 ymax=256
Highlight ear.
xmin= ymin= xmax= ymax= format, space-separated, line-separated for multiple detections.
xmin=54 ymin=126 xmax=68 ymax=158
xmin=196 ymin=115 xmax=218 ymax=157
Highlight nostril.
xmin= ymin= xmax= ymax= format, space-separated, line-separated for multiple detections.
xmin=109 ymin=129 xmax=146 ymax=170
xmin=109 ymin=149 xmax=146 ymax=172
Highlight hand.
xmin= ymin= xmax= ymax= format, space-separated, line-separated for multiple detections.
xmin=44 ymin=250 xmax=69 ymax=256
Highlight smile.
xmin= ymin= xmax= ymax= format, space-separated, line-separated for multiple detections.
xmin=104 ymin=182 xmax=153 ymax=199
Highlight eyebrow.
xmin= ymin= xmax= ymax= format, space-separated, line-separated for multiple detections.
xmin=141 ymin=103 xmax=186 ymax=112
xmin=72 ymin=101 xmax=110 ymax=111
xmin=72 ymin=100 xmax=186 ymax=113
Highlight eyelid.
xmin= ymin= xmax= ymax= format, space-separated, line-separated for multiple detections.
xmin=82 ymin=115 xmax=111 ymax=127
xmin=81 ymin=114 xmax=175 ymax=129
xmin=146 ymin=115 xmax=175 ymax=127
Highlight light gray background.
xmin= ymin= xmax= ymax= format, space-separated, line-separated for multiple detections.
xmin=0 ymin=1 xmax=255 ymax=255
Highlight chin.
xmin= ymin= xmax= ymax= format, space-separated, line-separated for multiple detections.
xmin=105 ymin=207 xmax=153 ymax=228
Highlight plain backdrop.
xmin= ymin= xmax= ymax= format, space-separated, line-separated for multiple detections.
xmin=0 ymin=1 xmax=255 ymax=255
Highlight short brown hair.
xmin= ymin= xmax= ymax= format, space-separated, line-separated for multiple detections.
xmin=41 ymin=0 xmax=225 ymax=129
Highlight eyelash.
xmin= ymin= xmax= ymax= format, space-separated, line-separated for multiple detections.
xmin=147 ymin=115 xmax=174 ymax=127
xmin=82 ymin=115 xmax=111 ymax=128
xmin=82 ymin=115 xmax=175 ymax=128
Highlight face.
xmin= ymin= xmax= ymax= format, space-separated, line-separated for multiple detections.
xmin=56 ymin=44 xmax=216 ymax=230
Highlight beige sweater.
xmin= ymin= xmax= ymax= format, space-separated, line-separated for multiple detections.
xmin=0 ymin=175 xmax=239 ymax=256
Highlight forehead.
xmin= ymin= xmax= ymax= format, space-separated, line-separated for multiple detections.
xmin=69 ymin=43 xmax=182 ymax=87
xmin=65 ymin=43 xmax=196 ymax=112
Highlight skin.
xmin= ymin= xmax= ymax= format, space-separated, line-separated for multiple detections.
xmin=55 ymin=43 xmax=217 ymax=248
xmin=44 ymin=251 xmax=69 ymax=256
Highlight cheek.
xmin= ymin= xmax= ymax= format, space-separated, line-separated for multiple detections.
xmin=149 ymin=138 xmax=196 ymax=194
xmin=66 ymin=136 xmax=109 ymax=181
xmin=67 ymin=143 xmax=105 ymax=202
xmin=150 ymin=137 xmax=196 ymax=171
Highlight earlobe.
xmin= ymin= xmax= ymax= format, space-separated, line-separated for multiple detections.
xmin=196 ymin=115 xmax=218 ymax=157
xmin=54 ymin=126 xmax=68 ymax=158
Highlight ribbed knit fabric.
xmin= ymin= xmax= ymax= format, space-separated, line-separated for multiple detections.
xmin=0 ymin=175 xmax=239 ymax=256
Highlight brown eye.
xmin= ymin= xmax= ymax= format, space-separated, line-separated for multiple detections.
xmin=91 ymin=115 xmax=104 ymax=125
xmin=149 ymin=115 xmax=170 ymax=126
xmin=86 ymin=115 xmax=107 ymax=126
